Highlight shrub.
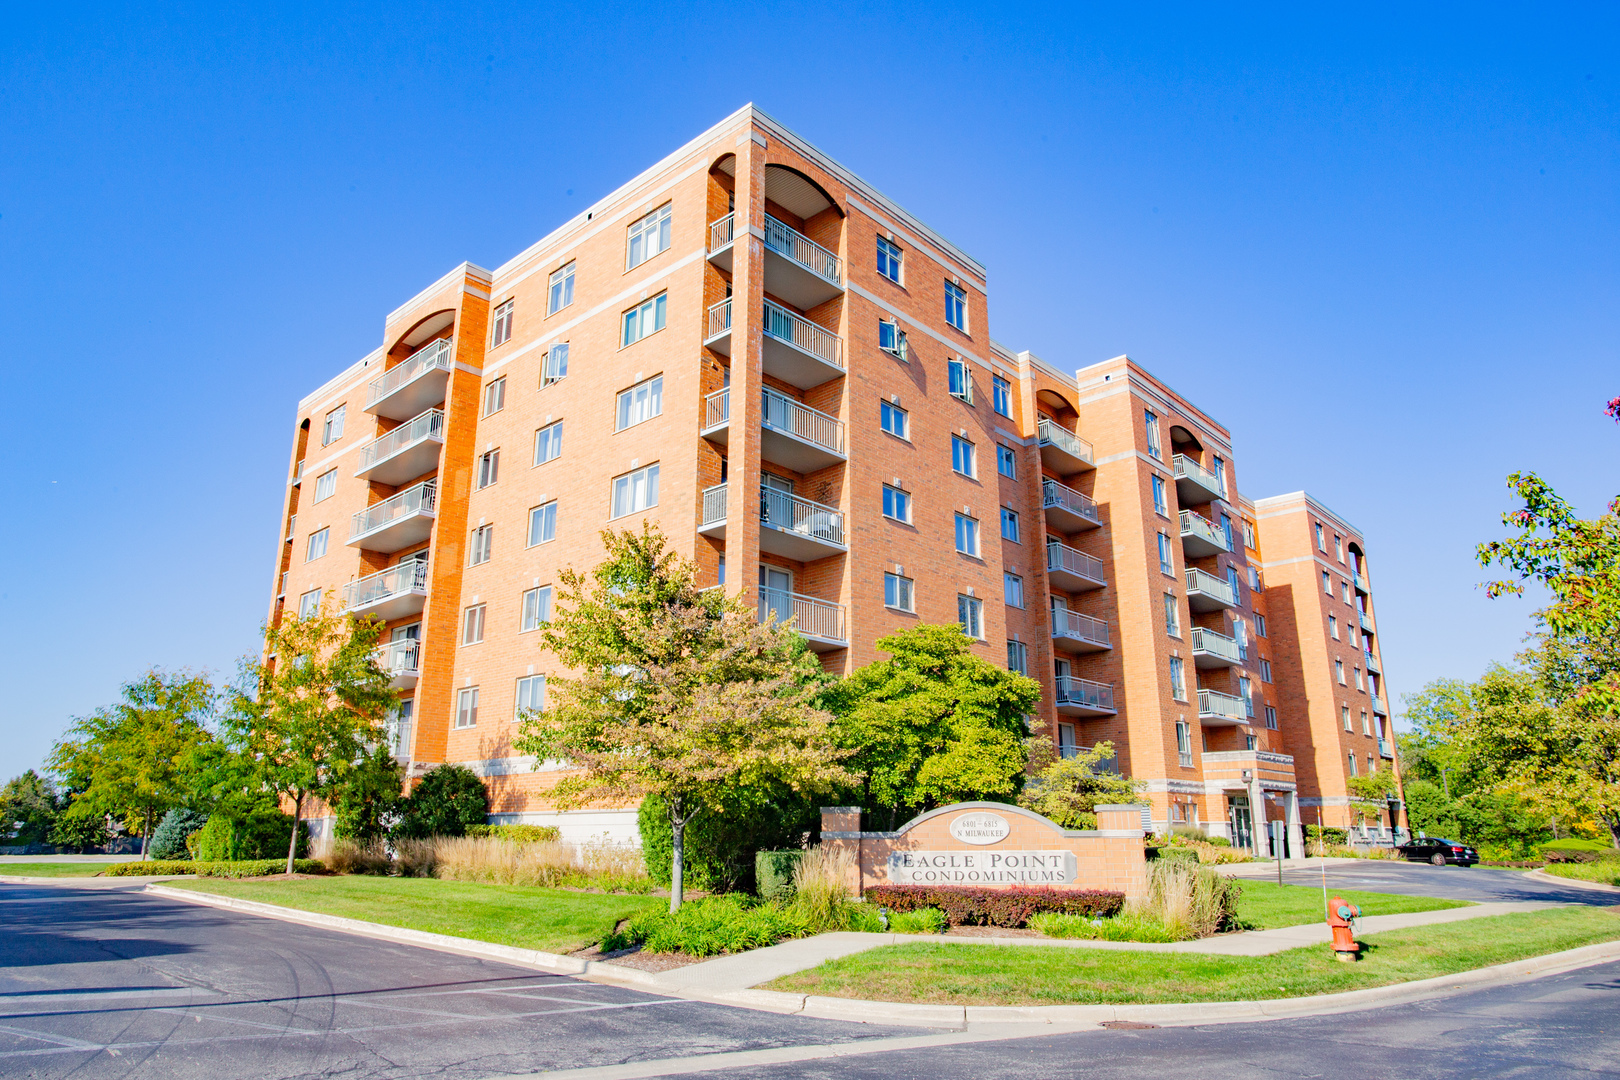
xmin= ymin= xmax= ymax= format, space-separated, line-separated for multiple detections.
xmin=863 ymin=884 xmax=1124 ymax=928
xmin=332 ymin=747 xmax=404 ymax=843
xmin=393 ymin=765 xmax=488 ymax=840
xmin=638 ymin=791 xmax=817 ymax=894
xmin=1029 ymin=910 xmax=1178 ymax=942
xmin=193 ymin=817 xmax=234 ymax=861
xmin=1128 ymin=859 xmax=1240 ymax=939
xmin=603 ymin=894 xmax=809 ymax=956
xmin=466 ymin=824 xmax=562 ymax=843
xmin=1308 ymin=825 xmax=1349 ymax=846
xmin=887 ymin=906 xmax=947 ymax=934
xmin=1152 ymin=846 xmax=1200 ymax=866
xmin=149 ymin=809 xmax=210 ymax=861
xmin=756 ymin=850 xmax=803 ymax=901
xmin=193 ymin=809 xmax=307 ymax=862
xmin=104 ymin=859 xmax=325 ymax=877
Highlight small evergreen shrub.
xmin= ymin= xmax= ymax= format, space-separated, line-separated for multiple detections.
xmin=149 ymin=809 xmax=210 ymax=861
xmin=755 ymin=850 xmax=803 ymax=900
xmin=863 ymin=885 xmax=1125 ymax=928
xmin=105 ymin=859 xmax=325 ymax=877
xmin=393 ymin=765 xmax=488 ymax=839
xmin=466 ymin=824 xmax=562 ymax=843
xmin=194 ymin=809 xmax=307 ymax=862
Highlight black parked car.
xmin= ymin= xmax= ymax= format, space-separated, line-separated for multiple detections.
xmin=1399 ymin=837 xmax=1478 ymax=866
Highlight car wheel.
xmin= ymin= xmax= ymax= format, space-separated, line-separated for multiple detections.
xmin=1430 ymin=853 xmax=1446 ymax=866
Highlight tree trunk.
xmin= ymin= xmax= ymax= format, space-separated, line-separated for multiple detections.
xmin=141 ymin=806 xmax=153 ymax=862
xmin=669 ymin=795 xmax=685 ymax=914
xmin=286 ymin=790 xmax=303 ymax=875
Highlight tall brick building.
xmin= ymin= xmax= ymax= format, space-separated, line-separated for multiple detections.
xmin=270 ymin=105 xmax=1401 ymax=851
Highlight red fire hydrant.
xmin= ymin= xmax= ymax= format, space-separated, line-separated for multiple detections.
xmin=1327 ymin=896 xmax=1361 ymax=962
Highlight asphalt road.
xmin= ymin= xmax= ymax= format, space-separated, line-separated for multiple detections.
xmin=1270 ymin=860 xmax=1618 ymax=906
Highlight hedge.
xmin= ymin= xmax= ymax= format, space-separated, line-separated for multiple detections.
xmin=755 ymin=850 xmax=803 ymax=900
xmin=863 ymin=884 xmax=1125 ymax=927
xmin=466 ymin=824 xmax=562 ymax=843
xmin=104 ymin=859 xmax=326 ymax=878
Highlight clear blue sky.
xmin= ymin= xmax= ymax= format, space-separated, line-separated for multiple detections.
xmin=2 ymin=3 xmax=1615 ymax=778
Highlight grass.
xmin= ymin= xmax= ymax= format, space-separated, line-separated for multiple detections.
xmin=0 ymin=862 xmax=118 ymax=877
xmin=167 ymin=875 xmax=665 ymax=954
xmin=1232 ymin=880 xmax=1468 ymax=930
xmin=1543 ymin=861 xmax=1620 ymax=887
xmin=769 ymin=906 xmax=1620 ymax=1005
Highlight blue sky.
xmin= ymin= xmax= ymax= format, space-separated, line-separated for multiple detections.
xmin=1 ymin=3 xmax=1614 ymax=778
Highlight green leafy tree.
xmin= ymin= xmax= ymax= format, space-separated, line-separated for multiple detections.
xmin=227 ymin=602 xmax=398 ymax=873
xmin=824 ymin=624 xmax=1041 ymax=830
xmin=1 ymin=771 xmax=62 ymax=846
xmin=1016 ymin=738 xmax=1140 ymax=829
xmin=333 ymin=746 xmax=406 ymax=843
xmin=49 ymin=811 xmax=109 ymax=853
xmin=393 ymin=763 xmax=486 ymax=839
xmin=47 ymin=670 xmax=217 ymax=859
xmin=516 ymin=524 xmax=855 ymax=911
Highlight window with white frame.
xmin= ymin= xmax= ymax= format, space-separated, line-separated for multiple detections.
xmin=1260 ymin=658 xmax=1273 ymax=683
xmin=884 ymin=572 xmax=915 ymax=612
xmin=515 ymin=675 xmax=546 ymax=719
xmin=314 ymin=468 xmax=337 ymax=503
xmin=1239 ymin=676 xmax=1254 ymax=717
xmin=490 ymin=299 xmax=514 ymax=347
xmin=323 ymin=404 xmax=345 ymax=446
xmin=1256 ymin=613 xmax=1268 ymax=637
xmin=1329 ymin=615 xmax=1339 ymax=639
xmin=1322 ymin=569 xmax=1333 ymax=594
xmin=1341 ymin=704 xmax=1352 ymax=731
xmin=1348 ymin=752 xmax=1358 ymax=777
xmin=462 ymin=604 xmax=486 ymax=645
xmin=616 ymin=375 xmax=664 ymax=430
xmin=534 ymin=420 xmax=563 ymax=465
xmin=1004 ymin=572 xmax=1024 ymax=608
xmin=306 ymin=527 xmax=328 ymax=562
xmin=297 ymin=589 xmax=320 ymax=618
xmin=1163 ymin=592 xmax=1181 ymax=637
xmin=1316 ymin=522 xmax=1326 ymax=550
xmin=548 ymin=261 xmax=575 ymax=315
xmin=947 ymin=358 xmax=973 ymax=402
xmin=1176 ymin=721 xmax=1193 ymax=767
xmin=1248 ymin=565 xmax=1262 ymax=591
xmin=1144 ymin=409 xmax=1161 ymax=459
xmin=992 ymin=375 xmax=1012 ymax=417
xmin=880 ymin=399 xmax=908 ymax=439
xmin=877 ymin=236 xmax=902 ymax=283
xmin=611 ymin=464 xmax=659 ymax=518
xmin=1158 ymin=532 xmax=1174 ymax=575
xmin=954 ymin=513 xmax=980 ymax=557
xmin=520 ymin=585 xmax=552 ymax=631
xmin=483 ymin=376 xmax=506 ymax=416
xmin=527 ymin=501 xmax=557 ymax=547
xmin=1245 ymin=734 xmax=1257 ymax=751
xmin=1265 ymin=705 xmax=1279 ymax=730
xmin=882 ymin=484 xmax=912 ymax=523
xmin=1335 ymin=535 xmax=1344 ymax=561
xmin=951 ymin=434 xmax=976 ymax=477
xmin=944 ymin=281 xmax=967 ymax=331
xmin=1361 ymin=709 xmax=1371 ymax=736
xmin=1342 ymin=580 xmax=1352 ymax=602
xmin=1335 ymin=659 xmax=1346 ymax=684
xmin=477 ymin=449 xmax=499 ymax=490
xmin=996 ymin=444 xmax=1016 ymax=479
xmin=622 ymin=294 xmax=667 ymax=347
xmin=1006 ymin=639 xmax=1027 ymax=675
xmin=1000 ymin=507 xmax=1019 ymax=542
xmin=469 ymin=524 xmax=493 ymax=565
xmin=878 ymin=319 xmax=907 ymax=358
xmin=543 ymin=342 xmax=569 ymax=385
xmin=1243 ymin=517 xmax=1257 ymax=549
xmin=1169 ymin=656 xmax=1186 ymax=701
xmin=625 ymin=203 xmax=672 ymax=269
xmin=1355 ymin=666 xmax=1364 ymax=690
xmin=456 ymin=687 xmax=479 ymax=729
xmin=957 ymin=594 xmax=984 ymax=639
xmin=1152 ymin=474 xmax=1167 ymax=516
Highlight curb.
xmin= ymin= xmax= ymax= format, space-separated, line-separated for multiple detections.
xmin=1525 ymin=868 xmax=1620 ymax=894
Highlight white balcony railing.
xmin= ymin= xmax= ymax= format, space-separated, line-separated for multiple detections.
xmin=1052 ymin=608 xmax=1110 ymax=648
xmin=1191 ymin=627 xmax=1242 ymax=664
xmin=760 ymin=486 xmax=844 ymax=547
xmin=386 ymin=715 xmax=412 ymax=762
xmin=1373 ymin=697 xmax=1388 ymax=717
xmin=1198 ymin=688 xmax=1248 ymax=721
xmin=375 ymin=638 xmax=420 ymax=677
xmin=707 ymin=298 xmax=732 ymax=341
xmin=758 ymin=588 xmax=847 ymax=643
xmin=1055 ymin=675 xmax=1114 ymax=712
xmin=704 ymin=388 xmax=730 ymax=430
xmin=762 ymin=299 xmax=843 ymax=370
xmin=1179 ymin=509 xmax=1229 ymax=552
xmin=1042 ymin=478 xmax=1101 ymax=526
xmin=702 ymin=483 xmax=728 ymax=527
xmin=708 ymin=213 xmax=735 ymax=253
xmin=763 ymin=214 xmax=842 ymax=285
xmin=1037 ymin=417 xmax=1095 ymax=466
xmin=366 ymin=338 xmax=453 ymax=409
xmin=1046 ymin=541 xmax=1105 ymax=585
xmin=1355 ymin=572 xmax=1370 ymax=594
xmin=358 ymin=409 xmax=445 ymax=473
xmin=342 ymin=560 xmax=430 ymax=612
xmin=1185 ymin=567 xmax=1238 ymax=606
xmin=1359 ymin=610 xmax=1373 ymax=633
xmin=1378 ymin=739 xmax=1394 ymax=759
xmin=1364 ymin=651 xmax=1381 ymax=674
xmin=1173 ymin=453 xmax=1226 ymax=498
xmin=761 ymin=386 xmax=845 ymax=456
xmin=350 ymin=480 xmax=437 ymax=542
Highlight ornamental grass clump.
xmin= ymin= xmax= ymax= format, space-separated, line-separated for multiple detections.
xmin=790 ymin=846 xmax=857 ymax=932
xmin=1127 ymin=858 xmax=1241 ymax=940
xmin=427 ymin=835 xmax=652 ymax=892
xmin=602 ymin=895 xmax=809 ymax=957
xmin=886 ymin=906 xmax=948 ymax=934
xmin=314 ymin=836 xmax=391 ymax=876
xmin=1028 ymin=910 xmax=1177 ymax=943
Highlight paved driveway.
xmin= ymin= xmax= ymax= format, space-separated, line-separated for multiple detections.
xmin=1267 ymin=860 xmax=1617 ymax=906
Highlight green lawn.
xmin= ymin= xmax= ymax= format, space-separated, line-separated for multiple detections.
xmin=0 ymin=863 xmax=117 ymax=877
xmin=1543 ymin=862 xmax=1620 ymax=887
xmin=1233 ymin=880 xmax=1468 ymax=930
xmin=769 ymin=907 xmax=1620 ymax=1006
xmin=168 ymin=876 xmax=666 ymax=954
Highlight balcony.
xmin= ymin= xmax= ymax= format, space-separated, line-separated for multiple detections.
xmin=1354 ymin=572 xmax=1370 ymax=595
xmin=386 ymin=715 xmax=413 ymax=764
xmin=1186 ymin=567 xmax=1239 ymax=612
xmin=760 ymin=485 xmax=845 ymax=560
xmin=355 ymin=409 xmax=445 ymax=485
xmin=1055 ymin=676 xmax=1116 ymax=717
xmin=1179 ymin=509 xmax=1230 ymax=558
xmin=706 ymin=213 xmax=736 ymax=271
xmin=1037 ymin=417 xmax=1094 ymax=475
xmin=1191 ymin=626 xmax=1242 ymax=669
xmin=1042 ymin=478 xmax=1101 ymax=532
xmin=343 ymin=559 xmax=430 ymax=621
xmin=699 ymin=483 xmax=729 ymax=537
xmin=763 ymin=214 xmax=843 ymax=309
xmin=1197 ymin=688 xmax=1248 ymax=726
xmin=702 ymin=387 xmax=847 ymax=473
xmin=762 ymin=299 xmax=844 ymax=389
xmin=1359 ymin=610 xmax=1373 ymax=633
xmin=348 ymin=480 xmax=437 ymax=553
xmin=374 ymin=638 xmax=421 ymax=690
xmin=700 ymin=387 xmax=730 ymax=440
xmin=1372 ymin=697 xmax=1388 ymax=717
xmin=286 ymin=514 xmax=297 ymax=543
xmin=759 ymin=588 xmax=847 ymax=652
xmin=366 ymin=338 xmax=454 ymax=421
xmin=704 ymin=298 xmax=733 ymax=356
xmin=1052 ymin=609 xmax=1111 ymax=653
xmin=1172 ymin=454 xmax=1225 ymax=506
xmin=1364 ymin=651 xmax=1381 ymax=675
xmin=291 ymin=460 xmax=304 ymax=487
xmin=1046 ymin=541 xmax=1106 ymax=592
xmin=1378 ymin=738 xmax=1394 ymax=759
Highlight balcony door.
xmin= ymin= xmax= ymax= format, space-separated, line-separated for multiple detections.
xmin=760 ymin=473 xmax=794 ymax=530
xmin=392 ymin=622 xmax=421 ymax=642
xmin=759 ymin=566 xmax=793 ymax=625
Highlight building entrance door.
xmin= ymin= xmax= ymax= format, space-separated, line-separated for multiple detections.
xmin=1228 ymin=796 xmax=1254 ymax=851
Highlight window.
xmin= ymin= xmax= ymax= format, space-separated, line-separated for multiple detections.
xmin=1000 ymin=507 xmax=1019 ymax=542
xmin=1342 ymin=580 xmax=1352 ymax=603
xmin=548 ymin=261 xmax=575 ymax=315
xmin=951 ymin=434 xmax=976 ymax=477
xmin=877 ymin=236 xmax=902 ymax=283
xmin=626 ymin=203 xmax=671 ymax=269
xmin=297 ymin=589 xmax=320 ymax=618
xmin=477 ymin=449 xmax=500 ymax=490
xmin=1249 ymin=566 xmax=1262 ymax=591
xmin=1144 ymin=409 xmax=1161 ymax=459
xmin=884 ymin=572 xmax=915 ymax=612
xmin=1211 ymin=455 xmax=1225 ymax=495
xmin=1260 ymin=658 xmax=1273 ymax=683
xmin=1243 ymin=518 xmax=1257 ymax=549
xmin=306 ymin=527 xmax=329 ymax=562
xmin=534 ymin=420 xmax=563 ymax=465
xmin=490 ymin=299 xmax=514 ymax=347
xmin=314 ymin=468 xmax=337 ymax=503
xmin=996 ymin=445 xmax=1016 ymax=479
xmin=1176 ymin=721 xmax=1193 ymax=767
xmin=882 ymin=484 xmax=912 ymax=523
xmin=483 ymin=377 xmax=506 ymax=416
xmin=1220 ymin=513 xmax=1233 ymax=552
xmin=469 ymin=524 xmax=494 ymax=565
xmin=880 ymin=399 xmax=909 ymax=439
xmin=527 ymin=501 xmax=557 ymax=547
xmin=520 ymin=586 xmax=552 ymax=631
xmin=462 ymin=604 xmax=486 ymax=645
xmin=1152 ymin=474 xmax=1168 ymax=516
xmin=957 ymin=594 xmax=984 ymax=639
xmin=954 ymin=513 xmax=980 ymax=557
xmin=543 ymin=343 xmax=570 ymax=384
xmin=1323 ymin=570 xmax=1333 ymax=595
xmin=1164 ymin=592 xmax=1181 ymax=637
xmin=1342 ymin=705 xmax=1353 ymax=731
xmin=1004 ymin=572 xmax=1024 ymax=608
xmin=1239 ymin=676 xmax=1254 ymax=717
xmin=878 ymin=319 xmax=907 ymax=358
xmin=1329 ymin=615 xmax=1339 ymax=639
xmin=1227 ymin=566 xmax=1242 ymax=600
xmin=1316 ymin=522 xmax=1326 ymax=551
xmin=1361 ymin=710 xmax=1371 ymax=736
xmin=323 ymin=404 xmax=346 ymax=446
xmin=515 ymin=675 xmax=546 ymax=719
xmin=617 ymin=375 xmax=664 ymax=430
xmin=1006 ymin=639 xmax=1028 ymax=675
xmin=944 ymin=281 xmax=967 ymax=331
xmin=1335 ymin=535 xmax=1344 ymax=562
xmin=947 ymin=358 xmax=973 ymax=402
xmin=1233 ymin=617 xmax=1249 ymax=660
xmin=1265 ymin=705 xmax=1279 ymax=730
xmin=1245 ymin=734 xmax=1257 ymax=751
xmin=992 ymin=375 xmax=1012 ymax=418
xmin=1335 ymin=659 xmax=1346 ymax=685
xmin=621 ymin=294 xmax=667 ymax=347
xmin=1355 ymin=666 xmax=1365 ymax=690
xmin=1347 ymin=752 xmax=1358 ymax=777
xmin=611 ymin=464 xmax=660 ymax=518
xmin=1169 ymin=655 xmax=1188 ymax=701
xmin=1158 ymin=532 xmax=1175 ymax=575
xmin=1256 ymin=614 xmax=1268 ymax=637
xmin=456 ymin=687 xmax=479 ymax=729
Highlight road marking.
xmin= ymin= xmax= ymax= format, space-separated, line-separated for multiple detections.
xmin=0 ymin=987 xmax=217 ymax=1006
xmin=0 ymin=1022 xmax=105 ymax=1049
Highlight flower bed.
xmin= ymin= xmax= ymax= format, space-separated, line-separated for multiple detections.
xmin=864 ymin=884 xmax=1124 ymax=927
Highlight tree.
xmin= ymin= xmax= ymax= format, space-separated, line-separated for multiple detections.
xmin=227 ymin=602 xmax=398 ymax=873
xmin=516 ymin=524 xmax=855 ymax=911
xmin=1017 ymin=738 xmax=1140 ymax=829
xmin=824 ymin=624 xmax=1041 ymax=830
xmin=333 ymin=746 xmax=406 ymax=843
xmin=47 ymin=670 xmax=217 ymax=860
xmin=392 ymin=763 xmax=485 ymax=839
xmin=1 ymin=771 xmax=61 ymax=846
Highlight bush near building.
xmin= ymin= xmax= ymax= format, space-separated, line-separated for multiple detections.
xmin=104 ymin=859 xmax=325 ymax=877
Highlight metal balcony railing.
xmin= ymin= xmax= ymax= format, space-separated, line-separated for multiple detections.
xmin=758 ymin=588 xmax=847 ymax=643
xmin=1185 ymin=567 xmax=1238 ymax=606
xmin=1355 ymin=572 xmax=1370 ymax=593
xmin=701 ymin=483 xmax=728 ymax=527
xmin=763 ymin=213 xmax=842 ymax=285
xmin=1173 ymin=453 xmax=1226 ymax=497
xmin=1373 ymin=697 xmax=1388 ymax=717
xmin=1052 ymin=608 xmax=1110 ymax=648
xmin=708 ymin=213 xmax=735 ymax=253
xmin=1198 ymin=688 xmax=1248 ymax=721
xmin=1191 ymin=627 xmax=1242 ymax=664
xmin=707 ymin=298 xmax=732 ymax=340
xmin=1378 ymin=738 xmax=1394 ymax=759
xmin=1055 ymin=675 xmax=1114 ymax=712
xmin=342 ymin=560 xmax=430 ymax=612
xmin=762 ymin=386 xmax=845 ymax=456
xmin=1364 ymin=651 xmax=1381 ymax=674
xmin=358 ymin=409 xmax=444 ymax=473
xmin=386 ymin=716 xmax=412 ymax=762
xmin=704 ymin=387 xmax=730 ymax=430
xmin=762 ymin=299 xmax=843 ymax=370
xmin=292 ymin=460 xmax=305 ymax=486
xmin=366 ymin=338 xmax=453 ymax=409
xmin=375 ymin=638 xmax=420 ymax=676
xmin=1046 ymin=541 xmax=1105 ymax=585
xmin=1359 ymin=610 xmax=1373 ymax=633
xmin=350 ymin=480 xmax=437 ymax=542
xmin=286 ymin=514 xmax=297 ymax=542
xmin=1042 ymin=478 xmax=1101 ymax=526
xmin=1179 ymin=509 xmax=1229 ymax=552
xmin=760 ymin=486 xmax=844 ymax=547
xmin=1037 ymin=417 xmax=1095 ymax=466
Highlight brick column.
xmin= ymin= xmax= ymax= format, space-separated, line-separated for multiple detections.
xmin=820 ymin=805 xmax=864 ymax=896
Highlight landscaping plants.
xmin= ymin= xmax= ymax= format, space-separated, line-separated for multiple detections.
xmin=1028 ymin=911 xmax=1177 ymax=943
xmin=466 ymin=824 xmax=562 ymax=843
xmin=603 ymin=894 xmax=810 ymax=956
xmin=1131 ymin=859 xmax=1241 ymax=938
xmin=104 ymin=858 xmax=325 ymax=877
xmin=865 ymin=884 xmax=1124 ymax=927
xmin=886 ymin=907 xmax=948 ymax=934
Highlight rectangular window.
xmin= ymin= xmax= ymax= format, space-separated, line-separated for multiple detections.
xmin=1329 ymin=615 xmax=1339 ymax=639
xmin=1256 ymin=614 xmax=1268 ymax=637
xmin=306 ymin=527 xmax=328 ymax=562
xmin=462 ymin=604 xmax=486 ymax=645
xmin=1006 ymin=639 xmax=1027 ymax=675
xmin=951 ymin=434 xmax=976 ymax=477
xmin=534 ymin=420 xmax=563 ymax=465
xmin=515 ymin=675 xmax=547 ymax=719
xmin=323 ymin=404 xmax=345 ymax=446
xmin=456 ymin=687 xmax=479 ymax=729
xmin=1211 ymin=455 xmax=1225 ymax=495
xmin=1144 ymin=409 xmax=1161 ymax=460
xmin=1158 ymin=532 xmax=1174 ymax=575
xmin=1260 ymin=658 xmax=1273 ymax=683
xmin=1164 ymin=592 xmax=1181 ymax=637
xmin=1004 ymin=572 xmax=1024 ymax=608
xmin=1176 ymin=721 xmax=1193 ymax=767
xmin=1342 ymin=580 xmax=1352 ymax=602
xmin=484 ymin=376 xmax=506 ymax=416
xmin=1220 ymin=513 xmax=1234 ymax=552
xmin=527 ymin=501 xmax=558 ymax=547
xmin=954 ymin=513 xmax=980 ymax=557
xmin=1348 ymin=752 xmax=1358 ymax=777
xmin=947 ymin=358 xmax=973 ymax=402
xmin=543 ymin=342 xmax=569 ymax=384
xmin=1316 ymin=523 xmax=1326 ymax=551
xmin=882 ymin=484 xmax=912 ymax=523
xmin=1336 ymin=659 xmax=1346 ymax=684
xmin=313 ymin=468 xmax=337 ymax=503
xmin=1233 ymin=616 xmax=1249 ymax=660
xmin=957 ymin=594 xmax=984 ymax=639
xmin=1323 ymin=569 xmax=1333 ymax=594
xmin=469 ymin=524 xmax=494 ymax=566
xmin=880 ymin=399 xmax=909 ymax=439
xmin=944 ymin=281 xmax=967 ymax=331
xmin=626 ymin=203 xmax=672 ymax=269
xmin=491 ymin=299 xmax=514 ymax=347
xmin=1246 ymin=734 xmax=1257 ymax=751
xmin=1000 ymin=507 xmax=1019 ymax=542
xmin=992 ymin=375 xmax=1012 ymax=417
xmin=477 ymin=449 xmax=500 ymax=490
xmin=1361 ymin=710 xmax=1371 ymax=736
xmin=1249 ymin=566 xmax=1262 ymax=591
xmin=297 ymin=589 xmax=320 ymax=618
xmin=1152 ymin=474 xmax=1167 ymax=515
xmin=520 ymin=585 xmax=552 ymax=631
xmin=1243 ymin=518 xmax=1257 ymax=550
xmin=548 ymin=261 xmax=575 ymax=315
xmin=611 ymin=464 xmax=660 ymax=518
xmin=1355 ymin=666 xmax=1365 ymax=690
xmin=1239 ymin=676 xmax=1254 ymax=717
xmin=621 ymin=294 xmax=667 ymax=347
xmin=1342 ymin=704 xmax=1353 ymax=731
xmin=878 ymin=319 xmax=907 ymax=358
xmin=1265 ymin=705 xmax=1279 ymax=730
xmin=884 ymin=572 xmax=915 ymax=612
xmin=877 ymin=236 xmax=902 ymax=283
xmin=1169 ymin=656 xmax=1186 ymax=701
xmin=616 ymin=375 xmax=664 ymax=430
xmin=996 ymin=445 xmax=1016 ymax=479
xmin=1335 ymin=535 xmax=1344 ymax=561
